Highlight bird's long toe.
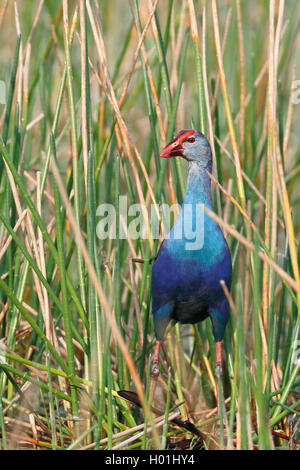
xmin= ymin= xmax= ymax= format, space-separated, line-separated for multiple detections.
xmin=151 ymin=360 xmax=160 ymax=378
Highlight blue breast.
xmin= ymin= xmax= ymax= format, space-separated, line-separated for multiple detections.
xmin=152 ymin=210 xmax=231 ymax=312
xmin=151 ymin=162 xmax=232 ymax=341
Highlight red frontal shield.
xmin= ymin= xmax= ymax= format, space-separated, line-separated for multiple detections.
xmin=160 ymin=130 xmax=195 ymax=158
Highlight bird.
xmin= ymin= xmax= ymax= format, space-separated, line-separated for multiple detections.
xmin=151 ymin=129 xmax=232 ymax=411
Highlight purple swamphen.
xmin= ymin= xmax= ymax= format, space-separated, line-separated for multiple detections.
xmin=151 ymin=130 xmax=232 ymax=410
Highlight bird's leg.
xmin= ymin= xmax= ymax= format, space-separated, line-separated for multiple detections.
xmin=151 ymin=340 xmax=161 ymax=378
xmin=215 ymin=340 xmax=223 ymax=417
xmin=216 ymin=340 xmax=222 ymax=371
xmin=148 ymin=340 xmax=161 ymax=404
xmin=215 ymin=340 xmax=227 ymax=447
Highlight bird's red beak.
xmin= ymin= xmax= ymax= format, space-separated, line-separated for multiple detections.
xmin=160 ymin=138 xmax=183 ymax=158
xmin=160 ymin=130 xmax=195 ymax=158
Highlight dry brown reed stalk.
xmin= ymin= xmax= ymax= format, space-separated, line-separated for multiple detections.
xmin=0 ymin=209 xmax=27 ymax=260
xmin=201 ymin=6 xmax=222 ymax=215
xmin=211 ymin=0 xmax=245 ymax=208
xmin=203 ymin=204 xmax=300 ymax=295
xmin=170 ymin=0 xmax=187 ymax=96
xmin=86 ymin=0 xmax=159 ymax=236
xmin=206 ymin=170 xmax=256 ymax=232
xmin=0 ymin=0 xmax=8 ymax=28
xmin=3 ymin=159 xmax=51 ymax=326
xmin=81 ymin=410 xmax=181 ymax=450
xmin=244 ymin=201 xmax=252 ymax=337
xmin=211 ymin=7 xmax=232 ymax=117
xmin=119 ymin=215 xmax=143 ymax=279
xmin=221 ymin=20 xmax=289 ymax=151
xmin=131 ymin=0 xmax=166 ymax=142
xmin=1 ymin=0 xmax=300 ymax=450
xmin=283 ymin=64 xmax=296 ymax=159
xmin=80 ymin=0 xmax=89 ymax=192
xmin=223 ymin=178 xmax=233 ymax=236
xmin=24 ymin=0 xmax=45 ymax=52
xmin=214 ymin=136 xmax=269 ymax=214
xmin=14 ymin=2 xmax=22 ymax=120
xmin=262 ymin=0 xmax=276 ymax=328
xmin=36 ymin=172 xmax=52 ymax=343
xmin=236 ymin=0 xmax=246 ymax=157
xmin=118 ymin=0 xmax=159 ymax=110
xmin=49 ymin=154 xmax=161 ymax=446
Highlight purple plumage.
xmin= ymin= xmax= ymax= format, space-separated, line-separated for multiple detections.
xmin=151 ymin=130 xmax=232 ymax=386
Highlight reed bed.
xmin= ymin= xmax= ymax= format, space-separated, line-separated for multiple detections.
xmin=0 ymin=0 xmax=299 ymax=450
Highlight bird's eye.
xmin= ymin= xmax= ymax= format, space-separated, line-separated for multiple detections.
xmin=186 ymin=137 xmax=195 ymax=143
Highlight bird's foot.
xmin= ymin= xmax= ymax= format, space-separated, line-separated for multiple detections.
xmin=151 ymin=340 xmax=161 ymax=378
xmin=214 ymin=359 xmax=224 ymax=419
xmin=151 ymin=360 xmax=159 ymax=379
xmin=214 ymin=362 xmax=223 ymax=380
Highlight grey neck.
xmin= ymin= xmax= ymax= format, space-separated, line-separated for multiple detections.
xmin=184 ymin=160 xmax=213 ymax=208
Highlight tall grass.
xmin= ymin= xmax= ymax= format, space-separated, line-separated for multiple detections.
xmin=0 ymin=0 xmax=299 ymax=450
